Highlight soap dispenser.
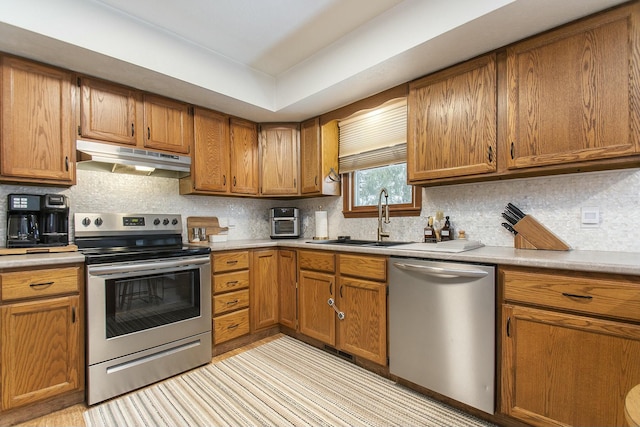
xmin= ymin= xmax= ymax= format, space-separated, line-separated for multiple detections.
xmin=424 ymin=216 xmax=437 ymax=243
xmin=440 ymin=216 xmax=453 ymax=241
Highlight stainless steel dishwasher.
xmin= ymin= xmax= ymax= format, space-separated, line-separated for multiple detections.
xmin=388 ymin=257 xmax=495 ymax=414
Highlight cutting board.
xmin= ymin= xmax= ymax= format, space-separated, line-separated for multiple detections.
xmin=0 ymin=244 xmax=78 ymax=255
xmin=186 ymin=216 xmax=229 ymax=243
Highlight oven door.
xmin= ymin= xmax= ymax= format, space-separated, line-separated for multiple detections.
xmin=86 ymin=255 xmax=211 ymax=366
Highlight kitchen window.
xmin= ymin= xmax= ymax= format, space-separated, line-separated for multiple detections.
xmin=339 ymin=98 xmax=421 ymax=218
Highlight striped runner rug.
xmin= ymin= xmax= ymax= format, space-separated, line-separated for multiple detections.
xmin=84 ymin=335 xmax=494 ymax=427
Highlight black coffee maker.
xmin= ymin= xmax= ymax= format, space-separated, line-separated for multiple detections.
xmin=6 ymin=194 xmax=41 ymax=248
xmin=40 ymin=194 xmax=69 ymax=246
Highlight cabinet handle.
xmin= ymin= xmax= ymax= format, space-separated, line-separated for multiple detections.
xmin=131 ymin=123 xmax=135 ymax=137
xmin=30 ymin=281 xmax=54 ymax=289
xmin=315 ymin=176 xmax=318 ymax=186
xmin=226 ymin=299 xmax=239 ymax=306
xmin=223 ymin=175 xmax=226 ymax=186
xmin=226 ymin=280 xmax=238 ymax=287
xmin=72 ymin=306 xmax=76 ymax=323
xmin=506 ymin=316 xmax=511 ymax=337
xmin=227 ymin=324 xmax=239 ymax=330
xmin=488 ymin=146 xmax=493 ymax=163
xmin=226 ymin=260 xmax=238 ymax=265
xmin=562 ymin=292 xmax=593 ymax=300
xmin=147 ymin=127 xmax=151 ymax=140
xmin=65 ymin=156 xmax=69 ymax=171
xmin=339 ymin=285 xmax=343 ymax=298
xmin=510 ymin=142 xmax=515 ymax=160
xmin=329 ymin=282 xmax=333 ymax=295
xmin=233 ymin=176 xmax=237 ymax=187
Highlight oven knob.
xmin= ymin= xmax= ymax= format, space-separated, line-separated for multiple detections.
xmin=94 ymin=217 xmax=103 ymax=226
xmin=82 ymin=217 xmax=91 ymax=227
xmin=163 ymin=218 xmax=169 ymax=225
xmin=171 ymin=218 xmax=178 ymax=225
xmin=153 ymin=218 xmax=160 ymax=226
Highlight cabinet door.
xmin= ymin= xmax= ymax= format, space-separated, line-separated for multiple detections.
xmin=501 ymin=304 xmax=640 ymax=427
xmin=143 ymin=94 xmax=193 ymax=154
xmin=408 ymin=53 xmax=496 ymax=182
xmin=80 ymin=77 xmax=140 ymax=145
xmin=259 ymin=124 xmax=299 ymax=195
xmin=192 ymin=107 xmax=230 ymax=193
xmin=300 ymin=118 xmax=321 ymax=194
xmin=229 ymin=118 xmax=258 ymax=195
xmin=298 ymin=270 xmax=335 ymax=346
xmin=278 ymin=249 xmax=297 ymax=330
xmin=337 ymin=277 xmax=387 ymax=365
xmin=1 ymin=56 xmax=75 ymax=184
xmin=506 ymin=3 xmax=640 ymax=169
xmin=1 ymin=296 xmax=80 ymax=410
xmin=250 ymin=249 xmax=279 ymax=331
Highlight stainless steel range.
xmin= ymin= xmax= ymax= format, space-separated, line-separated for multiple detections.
xmin=74 ymin=213 xmax=212 ymax=405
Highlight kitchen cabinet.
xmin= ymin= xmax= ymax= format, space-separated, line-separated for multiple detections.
xmin=299 ymin=118 xmax=340 ymax=196
xmin=278 ymin=249 xmax=297 ymax=330
xmin=212 ymin=251 xmax=250 ymax=345
xmin=180 ymin=107 xmax=230 ymax=194
xmin=504 ymin=3 xmax=640 ymax=171
xmin=298 ymin=250 xmax=336 ymax=345
xmin=80 ymin=77 xmax=141 ymax=146
xmin=142 ymin=93 xmax=193 ymax=154
xmin=0 ymin=265 xmax=83 ymax=414
xmin=1 ymin=56 xmax=76 ymax=185
xmin=250 ymin=249 xmax=279 ymax=331
xmin=337 ymin=254 xmax=387 ymax=366
xmin=259 ymin=123 xmax=299 ymax=196
xmin=407 ymin=53 xmax=496 ymax=183
xmin=500 ymin=266 xmax=640 ymax=427
xmin=230 ymin=118 xmax=259 ymax=195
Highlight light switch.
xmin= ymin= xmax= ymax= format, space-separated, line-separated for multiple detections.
xmin=581 ymin=207 xmax=600 ymax=228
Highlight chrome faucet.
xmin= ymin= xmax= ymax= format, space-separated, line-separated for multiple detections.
xmin=377 ymin=187 xmax=390 ymax=241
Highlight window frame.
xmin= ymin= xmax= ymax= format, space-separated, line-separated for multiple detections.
xmin=341 ymin=169 xmax=422 ymax=218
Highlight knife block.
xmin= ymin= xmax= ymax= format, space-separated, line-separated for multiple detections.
xmin=513 ymin=215 xmax=571 ymax=251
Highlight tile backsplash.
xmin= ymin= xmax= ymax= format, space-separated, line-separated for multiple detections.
xmin=1 ymin=167 xmax=639 ymax=252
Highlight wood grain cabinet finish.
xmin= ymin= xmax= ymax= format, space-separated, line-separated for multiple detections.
xmin=212 ymin=251 xmax=250 ymax=345
xmin=250 ymin=249 xmax=279 ymax=331
xmin=408 ymin=53 xmax=497 ymax=183
xmin=229 ymin=118 xmax=259 ymax=195
xmin=0 ymin=265 xmax=83 ymax=414
xmin=505 ymin=3 xmax=640 ymax=170
xmin=299 ymin=118 xmax=340 ymax=196
xmin=298 ymin=250 xmax=336 ymax=345
xmin=80 ymin=77 xmax=141 ymax=146
xmin=278 ymin=249 xmax=297 ymax=330
xmin=142 ymin=93 xmax=193 ymax=154
xmin=1 ymin=56 xmax=76 ymax=185
xmin=500 ymin=266 xmax=640 ymax=427
xmin=259 ymin=124 xmax=299 ymax=196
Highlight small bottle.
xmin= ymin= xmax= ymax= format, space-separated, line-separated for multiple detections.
xmin=440 ymin=216 xmax=453 ymax=241
xmin=424 ymin=216 xmax=437 ymax=243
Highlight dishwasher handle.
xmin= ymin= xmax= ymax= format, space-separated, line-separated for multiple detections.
xmin=392 ymin=262 xmax=489 ymax=279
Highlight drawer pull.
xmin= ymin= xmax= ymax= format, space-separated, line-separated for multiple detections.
xmin=227 ymin=324 xmax=239 ymax=330
xmin=30 ymin=281 xmax=54 ymax=289
xmin=226 ymin=280 xmax=239 ymax=286
xmin=226 ymin=260 xmax=238 ymax=265
xmin=226 ymin=299 xmax=239 ymax=306
xmin=562 ymin=292 xmax=593 ymax=300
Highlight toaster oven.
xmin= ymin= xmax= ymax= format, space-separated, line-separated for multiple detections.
xmin=270 ymin=207 xmax=300 ymax=239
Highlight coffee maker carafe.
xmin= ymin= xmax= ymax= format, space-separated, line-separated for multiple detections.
xmin=40 ymin=194 xmax=69 ymax=246
xmin=6 ymin=194 xmax=41 ymax=248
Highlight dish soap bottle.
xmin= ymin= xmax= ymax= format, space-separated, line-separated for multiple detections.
xmin=424 ymin=216 xmax=437 ymax=243
xmin=440 ymin=216 xmax=453 ymax=241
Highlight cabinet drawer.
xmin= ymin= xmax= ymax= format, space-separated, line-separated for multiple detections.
xmin=1 ymin=266 xmax=81 ymax=302
xmin=214 ymin=309 xmax=250 ymax=344
xmin=213 ymin=270 xmax=249 ymax=293
xmin=213 ymin=289 xmax=249 ymax=315
xmin=501 ymin=267 xmax=640 ymax=322
xmin=212 ymin=251 xmax=249 ymax=273
xmin=298 ymin=250 xmax=335 ymax=273
xmin=339 ymin=254 xmax=386 ymax=281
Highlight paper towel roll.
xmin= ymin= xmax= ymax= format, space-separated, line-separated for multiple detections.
xmin=315 ymin=211 xmax=328 ymax=239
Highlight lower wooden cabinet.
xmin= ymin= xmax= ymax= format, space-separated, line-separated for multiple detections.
xmin=299 ymin=269 xmax=336 ymax=345
xmin=278 ymin=249 xmax=297 ymax=330
xmin=212 ymin=251 xmax=250 ymax=345
xmin=250 ymin=249 xmax=279 ymax=331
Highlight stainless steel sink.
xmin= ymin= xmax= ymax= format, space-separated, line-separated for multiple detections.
xmin=309 ymin=239 xmax=412 ymax=247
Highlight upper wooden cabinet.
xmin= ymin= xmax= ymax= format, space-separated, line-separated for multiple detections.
xmin=259 ymin=123 xmax=299 ymax=196
xmin=505 ymin=2 xmax=640 ymax=170
xmin=230 ymin=118 xmax=259 ymax=195
xmin=142 ymin=93 xmax=193 ymax=154
xmin=80 ymin=77 xmax=141 ymax=146
xmin=300 ymin=118 xmax=340 ymax=196
xmin=188 ymin=107 xmax=230 ymax=194
xmin=408 ymin=53 xmax=497 ymax=183
xmin=1 ymin=56 xmax=76 ymax=185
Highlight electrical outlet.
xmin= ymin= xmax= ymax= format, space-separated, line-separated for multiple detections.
xmin=581 ymin=207 xmax=600 ymax=228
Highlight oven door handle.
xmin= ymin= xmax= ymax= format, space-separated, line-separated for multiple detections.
xmin=87 ymin=256 xmax=211 ymax=277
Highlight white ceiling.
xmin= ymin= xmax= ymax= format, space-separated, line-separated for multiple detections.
xmin=0 ymin=0 xmax=630 ymax=122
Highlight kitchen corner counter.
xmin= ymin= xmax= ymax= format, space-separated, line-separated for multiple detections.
xmin=207 ymin=239 xmax=640 ymax=276
xmin=0 ymin=251 xmax=86 ymax=269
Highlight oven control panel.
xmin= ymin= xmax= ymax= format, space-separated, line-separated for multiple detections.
xmin=74 ymin=213 xmax=183 ymax=236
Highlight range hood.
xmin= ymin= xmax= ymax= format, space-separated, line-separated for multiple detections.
xmin=76 ymin=140 xmax=191 ymax=178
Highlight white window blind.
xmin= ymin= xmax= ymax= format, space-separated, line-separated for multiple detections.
xmin=338 ymin=98 xmax=407 ymax=173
